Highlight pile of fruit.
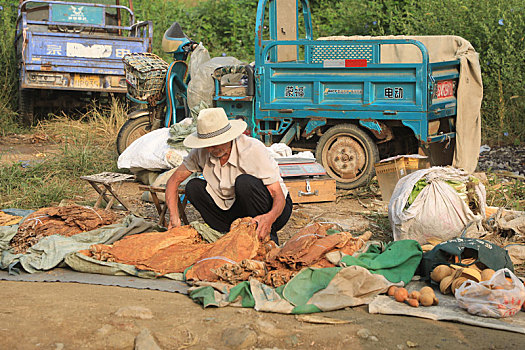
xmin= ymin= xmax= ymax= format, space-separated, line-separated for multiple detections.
xmin=429 ymin=264 xmax=495 ymax=295
xmin=431 ymin=264 xmax=525 ymax=318
xmin=387 ymin=285 xmax=439 ymax=308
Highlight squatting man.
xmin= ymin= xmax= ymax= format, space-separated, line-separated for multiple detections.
xmin=165 ymin=107 xmax=292 ymax=243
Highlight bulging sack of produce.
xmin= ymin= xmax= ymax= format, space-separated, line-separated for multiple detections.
xmin=117 ymin=127 xmax=188 ymax=171
xmin=388 ymin=167 xmax=486 ymax=244
xmin=455 ymin=268 xmax=525 ymax=318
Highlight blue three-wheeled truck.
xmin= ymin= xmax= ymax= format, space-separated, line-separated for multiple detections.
xmin=211 ymin=0 xmax=481 ymax=189
xmin=16 ymin=0 xmax=152 ymax=124
xmin=116 ymin=0 xmax=481 ymax=190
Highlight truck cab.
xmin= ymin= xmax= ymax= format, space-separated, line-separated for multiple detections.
xmin=16 ymin=0 xmax=152 ymax=124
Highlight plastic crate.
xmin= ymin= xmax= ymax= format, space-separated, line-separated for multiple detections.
xmin=123 ymin=53 xmax=169 ymax=101
xmin=374 ymin=155 xmax=430 ymax=202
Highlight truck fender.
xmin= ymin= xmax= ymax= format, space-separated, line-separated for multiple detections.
xmin=302 ymin=119 xmax=326 ymax=139
xmin=127 ymin=109 xmax=150 ymax=120
xmin=359 ymin=120 xmax=393 ymax=143
xmin=401 ymin=120 xmax=424 ymax=142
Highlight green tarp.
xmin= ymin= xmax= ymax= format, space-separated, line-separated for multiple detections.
xmin=337 ymin=240 xmax=423 ymax=284
xmin=189 ymin=240 xmax=423 ymax=314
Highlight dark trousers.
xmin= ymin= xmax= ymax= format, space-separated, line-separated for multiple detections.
xmin=185 ymin=174 xmax=293 ymax=244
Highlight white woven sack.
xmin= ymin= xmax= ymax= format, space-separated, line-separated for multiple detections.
xmin=388 ymin=167 xmax=486 ymax=244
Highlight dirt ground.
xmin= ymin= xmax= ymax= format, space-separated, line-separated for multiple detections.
xmin=1 ymin=135 xmax=524 ymax=349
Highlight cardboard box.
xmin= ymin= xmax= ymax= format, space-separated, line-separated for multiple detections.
xmin=374 ymin=155 xmax=430 ymax=203
xmin=285 ymin=176 xmax=336 ymax=203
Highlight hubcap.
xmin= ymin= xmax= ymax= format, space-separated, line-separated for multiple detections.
xmin=325 ymin=136 xmax=366 ymax=180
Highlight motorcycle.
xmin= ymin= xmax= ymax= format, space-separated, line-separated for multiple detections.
xmin=116 ymin=22 xmax=196 ymax=154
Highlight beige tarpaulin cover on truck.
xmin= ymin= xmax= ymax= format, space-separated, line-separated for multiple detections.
xmin=318 ymin=35 xmax=482 ymax=173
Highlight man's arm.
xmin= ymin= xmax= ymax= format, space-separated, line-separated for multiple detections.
xmin=165 ymin=164 xmax=193 ymax=229
xmin=252 ymin=182 xmax=286 ymax=240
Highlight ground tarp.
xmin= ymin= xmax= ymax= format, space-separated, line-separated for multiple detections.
xmin=369 ymin=280 xmax=525 ymax=334
xmin=0 ymin=215 xmax=157 ymax=273
xmin=326 ymin=239 xmax=423 ymax=284
xmin=0 ymin=267 xmax=188 ymax=293
xmin=189 ymin=265 xmax=395 ymax=314
xmin=188 ymin=240 xmax=422 ymax=313
xmin=64 ymin=251 xmax=184 ymax=280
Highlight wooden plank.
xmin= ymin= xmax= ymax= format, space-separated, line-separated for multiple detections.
xmin=138 ymin=185 xmax=188 ymax=226
xmin=276 ymin=0 xmax=297 ymax=62
xmin=285 ymin=177 xmax=336 ymax=203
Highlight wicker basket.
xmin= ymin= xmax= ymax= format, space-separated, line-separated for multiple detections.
xmin=123 ymin=53 xmax=169 ymax=101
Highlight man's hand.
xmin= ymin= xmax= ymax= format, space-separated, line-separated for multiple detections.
xmin=250 ymin=182 xmax=286 ymax=241
xmin=252 ymin=214 xmax=273 ymax=240
xmin=168 ymin=215 xmax=181 ymax=230
xmin=165 ymin=164 xmax=192 ymax=229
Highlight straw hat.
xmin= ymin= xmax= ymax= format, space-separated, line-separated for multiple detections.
xmin=183 ymin=108 xmax=247 ymax=148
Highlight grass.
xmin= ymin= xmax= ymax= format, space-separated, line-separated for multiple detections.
xmin=0 ymin=105 xmax=28 ymax=137
xmin=34 ymin=97 xmax=128 ymax=148
xmin=485 ymin=173 xmax=525 ymax=211
xmin=1 ymin=94 xmax=523 ymax=214
xmin=0 ymin=98 xmax=128 ymax=209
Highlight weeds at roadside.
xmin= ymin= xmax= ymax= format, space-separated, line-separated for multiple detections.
xmin=485 ymin=172 xmax=524 ymax=211
xmin=364 ymin=211 xmax=393 ymax=242
xmin=0 ymin=140 xmax=118 ymax=208
xmin=0 ymin=99 xmax=126 ymax=209
xmin=0 ymin=106 xmax=27 ymax=137
xmin=34 ymin=97 xmax=128 ymax=149
xmin=336 ymin=178 xmax=381 ymax=203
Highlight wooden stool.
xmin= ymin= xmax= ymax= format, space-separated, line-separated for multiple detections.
xmin=138 ymin=185 xmax=189 ymax=227
xmin=80 ymin=172 xmax=135 ymax=211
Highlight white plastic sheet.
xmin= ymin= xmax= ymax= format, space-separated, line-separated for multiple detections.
xmin=187 ymin=43 xmax=241 ymax=110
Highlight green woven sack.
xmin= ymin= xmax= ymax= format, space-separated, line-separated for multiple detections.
xmin=420 ymin=237 xmax=514 ymax=281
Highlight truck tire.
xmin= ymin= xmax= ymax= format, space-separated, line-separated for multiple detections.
xmin=116 ymin=111 xmax=152 ymax=155
xmin=19 ymin=88 xmax=34 ymax=126
xmin=316 ymin=124 xmax=379 ymax=189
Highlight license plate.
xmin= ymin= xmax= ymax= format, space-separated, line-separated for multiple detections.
xmin=434 ymin=80 xmax=456 ymax=99
xmin=72 ymin=74 xmax=100 ymax=88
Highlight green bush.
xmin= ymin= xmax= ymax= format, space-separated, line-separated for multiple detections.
xmin=1 ymin=0 xmax=523 ymax=144
xmin=0 ymin=1 xmax=23 ymax=135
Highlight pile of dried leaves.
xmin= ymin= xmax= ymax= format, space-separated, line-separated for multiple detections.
xmin=10 ymin=205 xmax=117 ymax=254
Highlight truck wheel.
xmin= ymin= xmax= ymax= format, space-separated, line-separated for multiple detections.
xmin=316 ymin=124 xmax=379 ymax=189
xmin=116 ymin=111 xmax=152 ymax=155
xmin=19 ymin=88 xmax=34 ymax=126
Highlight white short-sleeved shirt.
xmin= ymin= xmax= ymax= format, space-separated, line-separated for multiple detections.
xmin=182 ymin=134 xmax=288 ymax=210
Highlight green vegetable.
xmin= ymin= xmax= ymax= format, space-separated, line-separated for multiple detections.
xmin=406 ymin=179 xmax=428 ymax=207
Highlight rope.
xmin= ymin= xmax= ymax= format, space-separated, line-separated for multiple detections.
xmin=85 ymin=206 xmax=103 ymax=222
xmin=194 ymin=256 xmax=237 ymax=265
